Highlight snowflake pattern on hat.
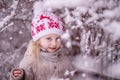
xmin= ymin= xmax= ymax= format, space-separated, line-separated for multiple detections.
xmin=31 ymin=12 xmax=64 ymax=41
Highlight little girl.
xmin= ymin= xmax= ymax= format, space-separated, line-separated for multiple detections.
xmin=10 ymin=12 xmax=74 ymax=80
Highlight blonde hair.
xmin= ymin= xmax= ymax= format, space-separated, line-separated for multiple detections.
xmin=27 ymin=40 xmax=40 ymax=60
xmin=27 ymin=39 xmax=42 ymax=76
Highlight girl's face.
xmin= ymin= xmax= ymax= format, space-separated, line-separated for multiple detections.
xmin=38 ymin=34 xmax=62 ymax=53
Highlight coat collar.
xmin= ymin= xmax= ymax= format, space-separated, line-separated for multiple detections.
xmin=39 ymin=48 xmax=62 ymax=62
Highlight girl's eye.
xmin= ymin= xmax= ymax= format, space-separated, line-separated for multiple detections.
xmin=46 ymin=37 xmax=52 ymax=41
xmin=56 ymin=37 xmax=61 ymax=42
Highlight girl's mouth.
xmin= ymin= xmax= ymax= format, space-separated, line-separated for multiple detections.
xmin=49 ymin=48 xmax=56 ymax=50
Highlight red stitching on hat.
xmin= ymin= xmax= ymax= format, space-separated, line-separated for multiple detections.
xmin=62 ymin=26 xmax=65 ymax=31
xmin=31 ymin=30 xmax=35 ymax=36
xmin=40 ymin=15 xmax=53 ymax=21
xmin=36 ymin=24 xmax=45 ymax=33
xmin=48 ymin=21 xmax=60 ymax=29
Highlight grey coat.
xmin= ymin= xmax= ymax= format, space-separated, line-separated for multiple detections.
xmin=10 ymin=49 xmax=74 ymax=80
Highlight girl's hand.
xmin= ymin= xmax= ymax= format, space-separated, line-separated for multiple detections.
xmin=12 ymin=69 xmax=22 ymax=77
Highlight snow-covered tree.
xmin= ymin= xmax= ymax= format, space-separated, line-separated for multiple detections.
xmin=0 ymin=0 xmax=120 ymax=80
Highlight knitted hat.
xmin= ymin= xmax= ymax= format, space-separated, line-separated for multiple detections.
xmin=31 ymin=12 xmax=64 ymax=41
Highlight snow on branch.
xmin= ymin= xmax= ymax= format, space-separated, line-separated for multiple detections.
xmin=0 ymin=0 xmax=18 ymax=31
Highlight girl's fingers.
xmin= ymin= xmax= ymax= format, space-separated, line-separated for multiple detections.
xmin=14 ymin=73 xmax=21 ymax=77
xmin=13 ymin=70 xmax=21 ymax=74
xmin=13 ymin=70 xmax=21 ymax=77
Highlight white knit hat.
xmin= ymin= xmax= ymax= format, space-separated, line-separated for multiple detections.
xmin=31 ymin=12 xmax=65 ymax=41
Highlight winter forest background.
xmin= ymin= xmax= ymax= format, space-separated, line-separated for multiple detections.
xmin=0 ymin=0 xmax=120 ymax=80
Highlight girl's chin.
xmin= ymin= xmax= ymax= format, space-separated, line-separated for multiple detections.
xmin=48 ymin=49 xmax=57 ymax=53
xmin=48 ymin=51 xmax=56 ymax=53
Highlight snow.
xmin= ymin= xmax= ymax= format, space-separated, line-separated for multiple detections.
xmin=73 ymin=55 xmax=101 ymax=73
xmin=103 ymin=7 xmax=120 ymax=19
xmin=43 ymin=0 xmax=94 ymax=9
xmin=62 ymin=30 xmax=72 ymax=48
xmin=0 ymin=22 xmax=13 ymax=32
xmin=105 ymin=21 xmax=120 ymax=41
xmin=33 ymin=0 xmax=94 ymax=16
xmin=104 ymin=62 xmax=120 ymax=79
xmin=62 ymin=30 xmax=70 ymax=39
xmin=0 ymin=0 xmax=120 ymax=80
xmin=0 ymin=0 xmax=18 ymax=29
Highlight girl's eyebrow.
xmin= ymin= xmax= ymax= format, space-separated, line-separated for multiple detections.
xmin=56 ymin=36 xmax=60 ymax=38
xmin=57 ymin=36 xmax=61 ymax=38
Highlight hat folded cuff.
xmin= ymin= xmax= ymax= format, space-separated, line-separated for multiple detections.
xmin=32 ymin=28 xmax=64 ymax=41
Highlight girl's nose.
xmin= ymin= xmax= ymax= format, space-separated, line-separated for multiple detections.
xmin=51 ymin=40 xmax=57 ymax=47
